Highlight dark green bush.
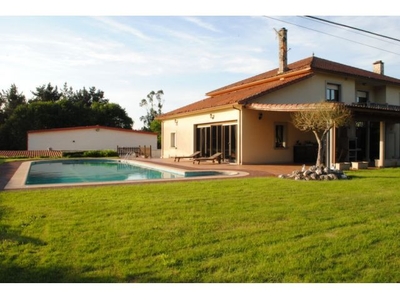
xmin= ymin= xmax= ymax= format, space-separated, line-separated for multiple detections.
xmin=62 ymin=151 xmax=85 ymax=158
xmin=62 ymin=150 xmax=118 ymax=158
xmin=83 ymin=150 xmax=118 ymax=157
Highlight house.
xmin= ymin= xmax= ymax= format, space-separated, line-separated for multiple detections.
xmin=158 ymin=28 xmax=400 ymax=167
xmin=27 ymin=125 xmax=158 ymax=154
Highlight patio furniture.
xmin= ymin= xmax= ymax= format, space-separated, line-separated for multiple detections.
xmin=174 ymin=151 xmax=201 ymax=162
xmin=193 ymin=152 xmax=222 ymax=164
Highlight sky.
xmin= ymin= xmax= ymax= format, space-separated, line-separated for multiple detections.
xmin=2 ymin=1 xmax=400 ymax=130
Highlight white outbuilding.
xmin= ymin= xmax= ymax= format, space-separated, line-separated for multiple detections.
xmin=27 ymin=125 xmax=157 ymax=153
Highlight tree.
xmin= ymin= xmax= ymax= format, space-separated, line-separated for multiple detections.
xmin=30 ymin=83 xmax=61 ymax=103
xmin=70 ymin=86 xmax=109 ymax=107
xmin=91 ymin=102 xmax=133 ymax=129
xmin=0 ymin=84 xmax=26 ymax=124
xmin=0 ymin=83 xmax=134 ymax=149
xmin=291 ymin=101 xmax=352 ymax=167
xmin=60 ymin=82 xmax=74 ymax=102
xmin=150 ymin=119 xmax=162 ymax=149
xmin=139 ymin=90 xmax=164 ymax=131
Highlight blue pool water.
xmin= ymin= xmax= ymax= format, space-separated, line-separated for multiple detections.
xmin=25 ymin=159 xmax=185 ymax=185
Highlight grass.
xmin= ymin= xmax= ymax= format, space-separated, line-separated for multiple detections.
xmin=1 ymin=167 xmax=400 ymax=282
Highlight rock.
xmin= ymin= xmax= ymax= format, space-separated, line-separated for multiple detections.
xmin=278 ymin=164 xmax=348 ymax=181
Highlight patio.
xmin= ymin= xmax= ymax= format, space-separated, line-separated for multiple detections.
xmin=130 ymin=157 xmax=304 ymax=178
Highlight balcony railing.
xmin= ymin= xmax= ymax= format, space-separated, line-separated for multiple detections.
xmin=349 ymin=102 xmax=400 ymax=111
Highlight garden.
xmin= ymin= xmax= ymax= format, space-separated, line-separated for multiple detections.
xmin=1 ymin=162 xmax=400 ymax=283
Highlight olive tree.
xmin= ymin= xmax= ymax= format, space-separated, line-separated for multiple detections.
xmin=291 ymin=101 xmax=352 ymax=167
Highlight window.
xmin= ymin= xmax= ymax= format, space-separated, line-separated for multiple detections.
xmin=170 ymin=132 xmax=176 ymax=148
xmin=357 ymin=91 xmax=368 ymax=103
xmin=326 ymin=83 xmax=340 ymax=102
xmin=275 ymin=123 xmax=287 ymax=148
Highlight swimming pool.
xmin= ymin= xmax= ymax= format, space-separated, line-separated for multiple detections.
xmin=3 ymin=158 xmax=246 ymax=189
xmin=10 ymin=159 xmax=244 ymax=189
xmin=25 ymin=159 xmax=184 ymax=185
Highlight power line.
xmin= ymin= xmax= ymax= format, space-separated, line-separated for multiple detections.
xmin=263 ymin=16 xmax=400 ymax=56
xmin=305 ymin=16 xmax=400 ymax=43
xmin=297 ymin=16 xmax=400 ymax=47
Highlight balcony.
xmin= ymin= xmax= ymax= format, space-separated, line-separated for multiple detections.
xmin=349 ymin=102 xmax=400 ymax=112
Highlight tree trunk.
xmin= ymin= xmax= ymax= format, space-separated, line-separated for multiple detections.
xmin=313 ymin=130 xmax=328 ymax=167
xmin=315 ymin=137 xmax=323 ymax=167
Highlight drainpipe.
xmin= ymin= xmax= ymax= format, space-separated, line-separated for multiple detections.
xmin=325 ymin=131 xmax=330 ymax=168
xmin=366 ymin=121 xmax=370 ymax=162
xmin=232 ymin=105 xmax=242 ymax=165
xmin=160 ymin=121 xmax=165 ymax=158
xmin=330 ymin=127 xmax=336 ymax=166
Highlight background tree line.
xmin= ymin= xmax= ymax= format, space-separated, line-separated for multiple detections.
xmin=0 ymin=83 xmax=134 ymax=150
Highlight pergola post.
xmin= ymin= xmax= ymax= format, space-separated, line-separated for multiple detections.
xmin=378 ymin=121 xmax=386 ymax=167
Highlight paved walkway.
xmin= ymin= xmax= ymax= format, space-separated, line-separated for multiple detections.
xmin=132 ymin=157 xmax=303 ymax=178
xmin=0 ymin=158 xmax=304 ymax=190
xmin=0 ymin=161 xmax=23 ymax=190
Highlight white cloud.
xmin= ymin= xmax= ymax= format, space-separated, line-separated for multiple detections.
xmin=182 ymin=16 xmax=221 ymax=33
xmin=91 ymin=17 xmax=153 ymax=41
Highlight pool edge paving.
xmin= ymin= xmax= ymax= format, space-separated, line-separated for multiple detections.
xmin=4 ymin=159 xmax=249 ymax=190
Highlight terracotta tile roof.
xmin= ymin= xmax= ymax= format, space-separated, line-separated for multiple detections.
xmin=158 ymin=56 xmax=400 ymax=119
xmin=246 ymin=103 xmax=329 ymax=112
xmin=310 ymin=57 xmax=400 ymax=85
xmin=28 ymin=125 xmax=157 ymax=136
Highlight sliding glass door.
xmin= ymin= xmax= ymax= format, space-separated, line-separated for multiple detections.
xmin=195 ymin=124 xmax=237 ymax=162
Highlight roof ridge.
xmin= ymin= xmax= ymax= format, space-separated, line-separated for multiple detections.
xmin=207 ymin=56 xmax=314 ymax=96
xmin=207 ymin=67 xmax=312 ymax=97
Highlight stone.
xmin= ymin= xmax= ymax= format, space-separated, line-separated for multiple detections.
xmin=277 ymin=165 xmax=348 ymax=181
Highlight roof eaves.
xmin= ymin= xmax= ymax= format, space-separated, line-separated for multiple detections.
xmin=28 ymin=125 xmax=157 ymax=136
xmin=310 ymin=56 xmax=400 ymax=86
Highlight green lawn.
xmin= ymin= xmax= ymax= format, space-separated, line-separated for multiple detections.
xmin=1 ymin=167 xmax=400 ymax=283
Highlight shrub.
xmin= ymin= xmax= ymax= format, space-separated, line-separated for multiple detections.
xmin=62 ymin=151 xmax=85 ymax=158
xmin=62 ymin=150 xmax=118 ymax=158
xmin=83 ymin=150 xmax=119 ymax=157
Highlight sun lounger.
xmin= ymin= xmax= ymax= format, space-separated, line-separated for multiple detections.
xmin=174 ymin=151 xmax=201 ymax=162
xmin=193 ymin=152 xmax=222 ymax=164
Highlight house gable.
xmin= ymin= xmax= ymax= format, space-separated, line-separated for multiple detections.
xmin=159 ymin=56 xmax=400 ymax=120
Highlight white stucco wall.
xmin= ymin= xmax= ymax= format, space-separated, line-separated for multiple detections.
xmin=255 ymin=74 xmax=359 ymax=105
xmin=28 ymin=126 xmax=157 ymax=151
xmin=161 ymin=108 xmax=239 ymax=159
xmin=241 ymin=109 xmax=315 ymax=164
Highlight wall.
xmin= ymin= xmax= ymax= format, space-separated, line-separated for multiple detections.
xmin=241 ymin=109 xmax=315 ymax=164
xmin=28 ymin=127 xmax=157 ymax=151
xmin=160 ymin=72 xmax=400 ymax=165
xmin=161 ymin=108 xmax=240 ymax=159
xmin=255 ymin=75 xmax=356 ymax=105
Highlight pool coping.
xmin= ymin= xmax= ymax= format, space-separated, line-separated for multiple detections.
xmin=4 ymin=158 xmax=249 ymax=190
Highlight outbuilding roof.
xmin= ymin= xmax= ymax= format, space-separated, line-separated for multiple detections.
xmin=158 ymin=56 xmax=400 ymax=119
xmin=28 ymin=125 xmax=157 ymax=135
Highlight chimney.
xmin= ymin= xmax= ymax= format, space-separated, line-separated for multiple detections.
xmin=373 ymin=60 xmax=384 ymax=75
xmin=278 ymin=28 xmax=288 ymax=74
